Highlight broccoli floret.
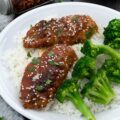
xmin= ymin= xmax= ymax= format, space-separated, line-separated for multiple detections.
xmin=82 ymin=70 xmax=115 ymax=104
xmin=81 ymin=40 xmax=120 ymax=60
xmin=0 ymin=117 xmax=4 ymax=120
xmin=103 ymin=19 xmax=120 ymax=45
xmin=56 ymin=79 xmax=96 ymax=120
xmin=107 ymin=38 xmax=120 ymax=49
xmin=102 ymin=58 xmax=120 ymax=83
xmin=72 ymin=56 xmax=96 ymax=79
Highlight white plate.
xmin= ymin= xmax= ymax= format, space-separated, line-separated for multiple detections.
xmin=0 ymin=2 xmax=120 ymax=120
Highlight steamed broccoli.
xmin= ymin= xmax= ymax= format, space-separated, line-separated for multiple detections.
xmin=82 ymin=70 xmax=115 ymax=104
xmin=103 ymin=19 xmax=120 ymax=45
xmin=72 ymin=56 xmax=96 ymax=79
xmin=107 ymin=38 xmax=120 ymax=49
xmin=56 ymin=79 xmax=96 ymax=120
xmin=101 ymin=58 xmax=120 ymax=83
xmin=0 ymin=117 xmax=4 ymax=120
xmin=81 ymin=40 xmax=120 ymax=59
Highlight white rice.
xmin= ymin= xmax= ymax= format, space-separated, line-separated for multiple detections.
xmin=2 ymin=25 xmax=120 ymax=117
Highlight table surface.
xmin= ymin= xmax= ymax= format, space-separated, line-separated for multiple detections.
xmin=0 ymin=0 xmax=120 ymax=120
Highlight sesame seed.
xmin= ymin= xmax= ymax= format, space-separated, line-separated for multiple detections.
xmin=34 ymin=103 xmax=37 ymax=106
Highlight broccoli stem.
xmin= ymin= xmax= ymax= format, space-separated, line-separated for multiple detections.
xmin=99 ymin=45 xmax=120 ymax=60
xmin=94 ymin=71 xmax=115 ymax=104
xmin=82 ymin=70 xmax=115 ymax=105
xmin=88 ymin=89 xmax=115 ymax=104
xmin=68 ymin=91 xmax=96 ymax=120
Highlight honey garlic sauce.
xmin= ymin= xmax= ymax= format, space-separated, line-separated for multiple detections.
xmin=20 ymin=44 xmax=77 ymax=109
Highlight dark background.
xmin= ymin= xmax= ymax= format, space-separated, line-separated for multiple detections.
xmin=56 ymin=0 xmax=120 ymax=11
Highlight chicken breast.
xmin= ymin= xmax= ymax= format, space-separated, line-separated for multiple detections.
xmin=23 ymin=15 xmax=98 ymax=48
xmin=20 ymin=45 xmax=77 ymax=109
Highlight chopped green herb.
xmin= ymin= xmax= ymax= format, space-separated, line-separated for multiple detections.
xmin=36 ymin=85 xmax=43 ymax=91
xmin=27 ymin=66 xmax=35 ymax=72
xmin=59 ymin=0 xmax=64 ymax=2
xmin=56 ymin=28 xmax=63 ymax=37
xmin=48 ymin=52 xmax=54 ymax=57
xmin=0 ymin=117 xmax=4 ymax=120
xmin=32 ymin=57 xmax=39 ymax=65
xmin=27 ymin=52 xmax=32 ymax=58
xmin=44 ymin=21 xmax=48 ymax=27
xmin=45 ymin=79 xmax=52 ymax=85
xmin=48 ymin=61 xmax=60 ymax=66
xmin=85 ymin=31 xmax=92 ymax=38
xmin=71 ymin=16 xmax=78 ymax=22
xmin=30 ymin=24 xmax=33 ymax=28
xmin=85 ymin=27 xmax=94 ymax=38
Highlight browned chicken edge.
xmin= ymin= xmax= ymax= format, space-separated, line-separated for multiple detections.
xmin=23 ymin=15 xmax=98 ymax=48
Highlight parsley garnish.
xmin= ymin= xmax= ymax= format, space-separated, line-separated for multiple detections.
xmin=45 ymin=79 xmax=52 ymax=85
xmin=27 ymin=52 xmax=32 ymax=58
xmin=71 ymin=16 xmax=78 ymax=22
xmin=30 ymin=24 xmax=33 ymax=28
xmin=27 ymin=66 xmax=35 ymax=72
xmin=86 ymin=31 xmax=92 ymax=38
xmin=59 ymin=0 xmax=64 ymax=2
xmin=0 ymin=117 xmax=4 ymax=120
xmin=36 ymin=85 xmax=43 ymax=92
xmin=85 ymin=26 xmax=94 ymax=39
xmin=44 ymin=21 xmax=48 ymax=27
xmin=48 ymin=52 xmax=54 ymax=57
xmin=56 ymin=28 xmax=63 ymax=37
xmin=48 ymin=61 xmax=60 ymax=66
xmin=32 ymin=57 xmax=39 ymax=65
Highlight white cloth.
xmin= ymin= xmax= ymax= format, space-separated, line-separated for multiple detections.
xmin=0 ymin=14 xmax=14 ymax=31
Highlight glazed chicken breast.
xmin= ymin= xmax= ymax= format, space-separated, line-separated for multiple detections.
xmin=20 ymin=45 xmax=77 ymax=109
xmin=23 ymin=15 xmax=98 ymax=48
